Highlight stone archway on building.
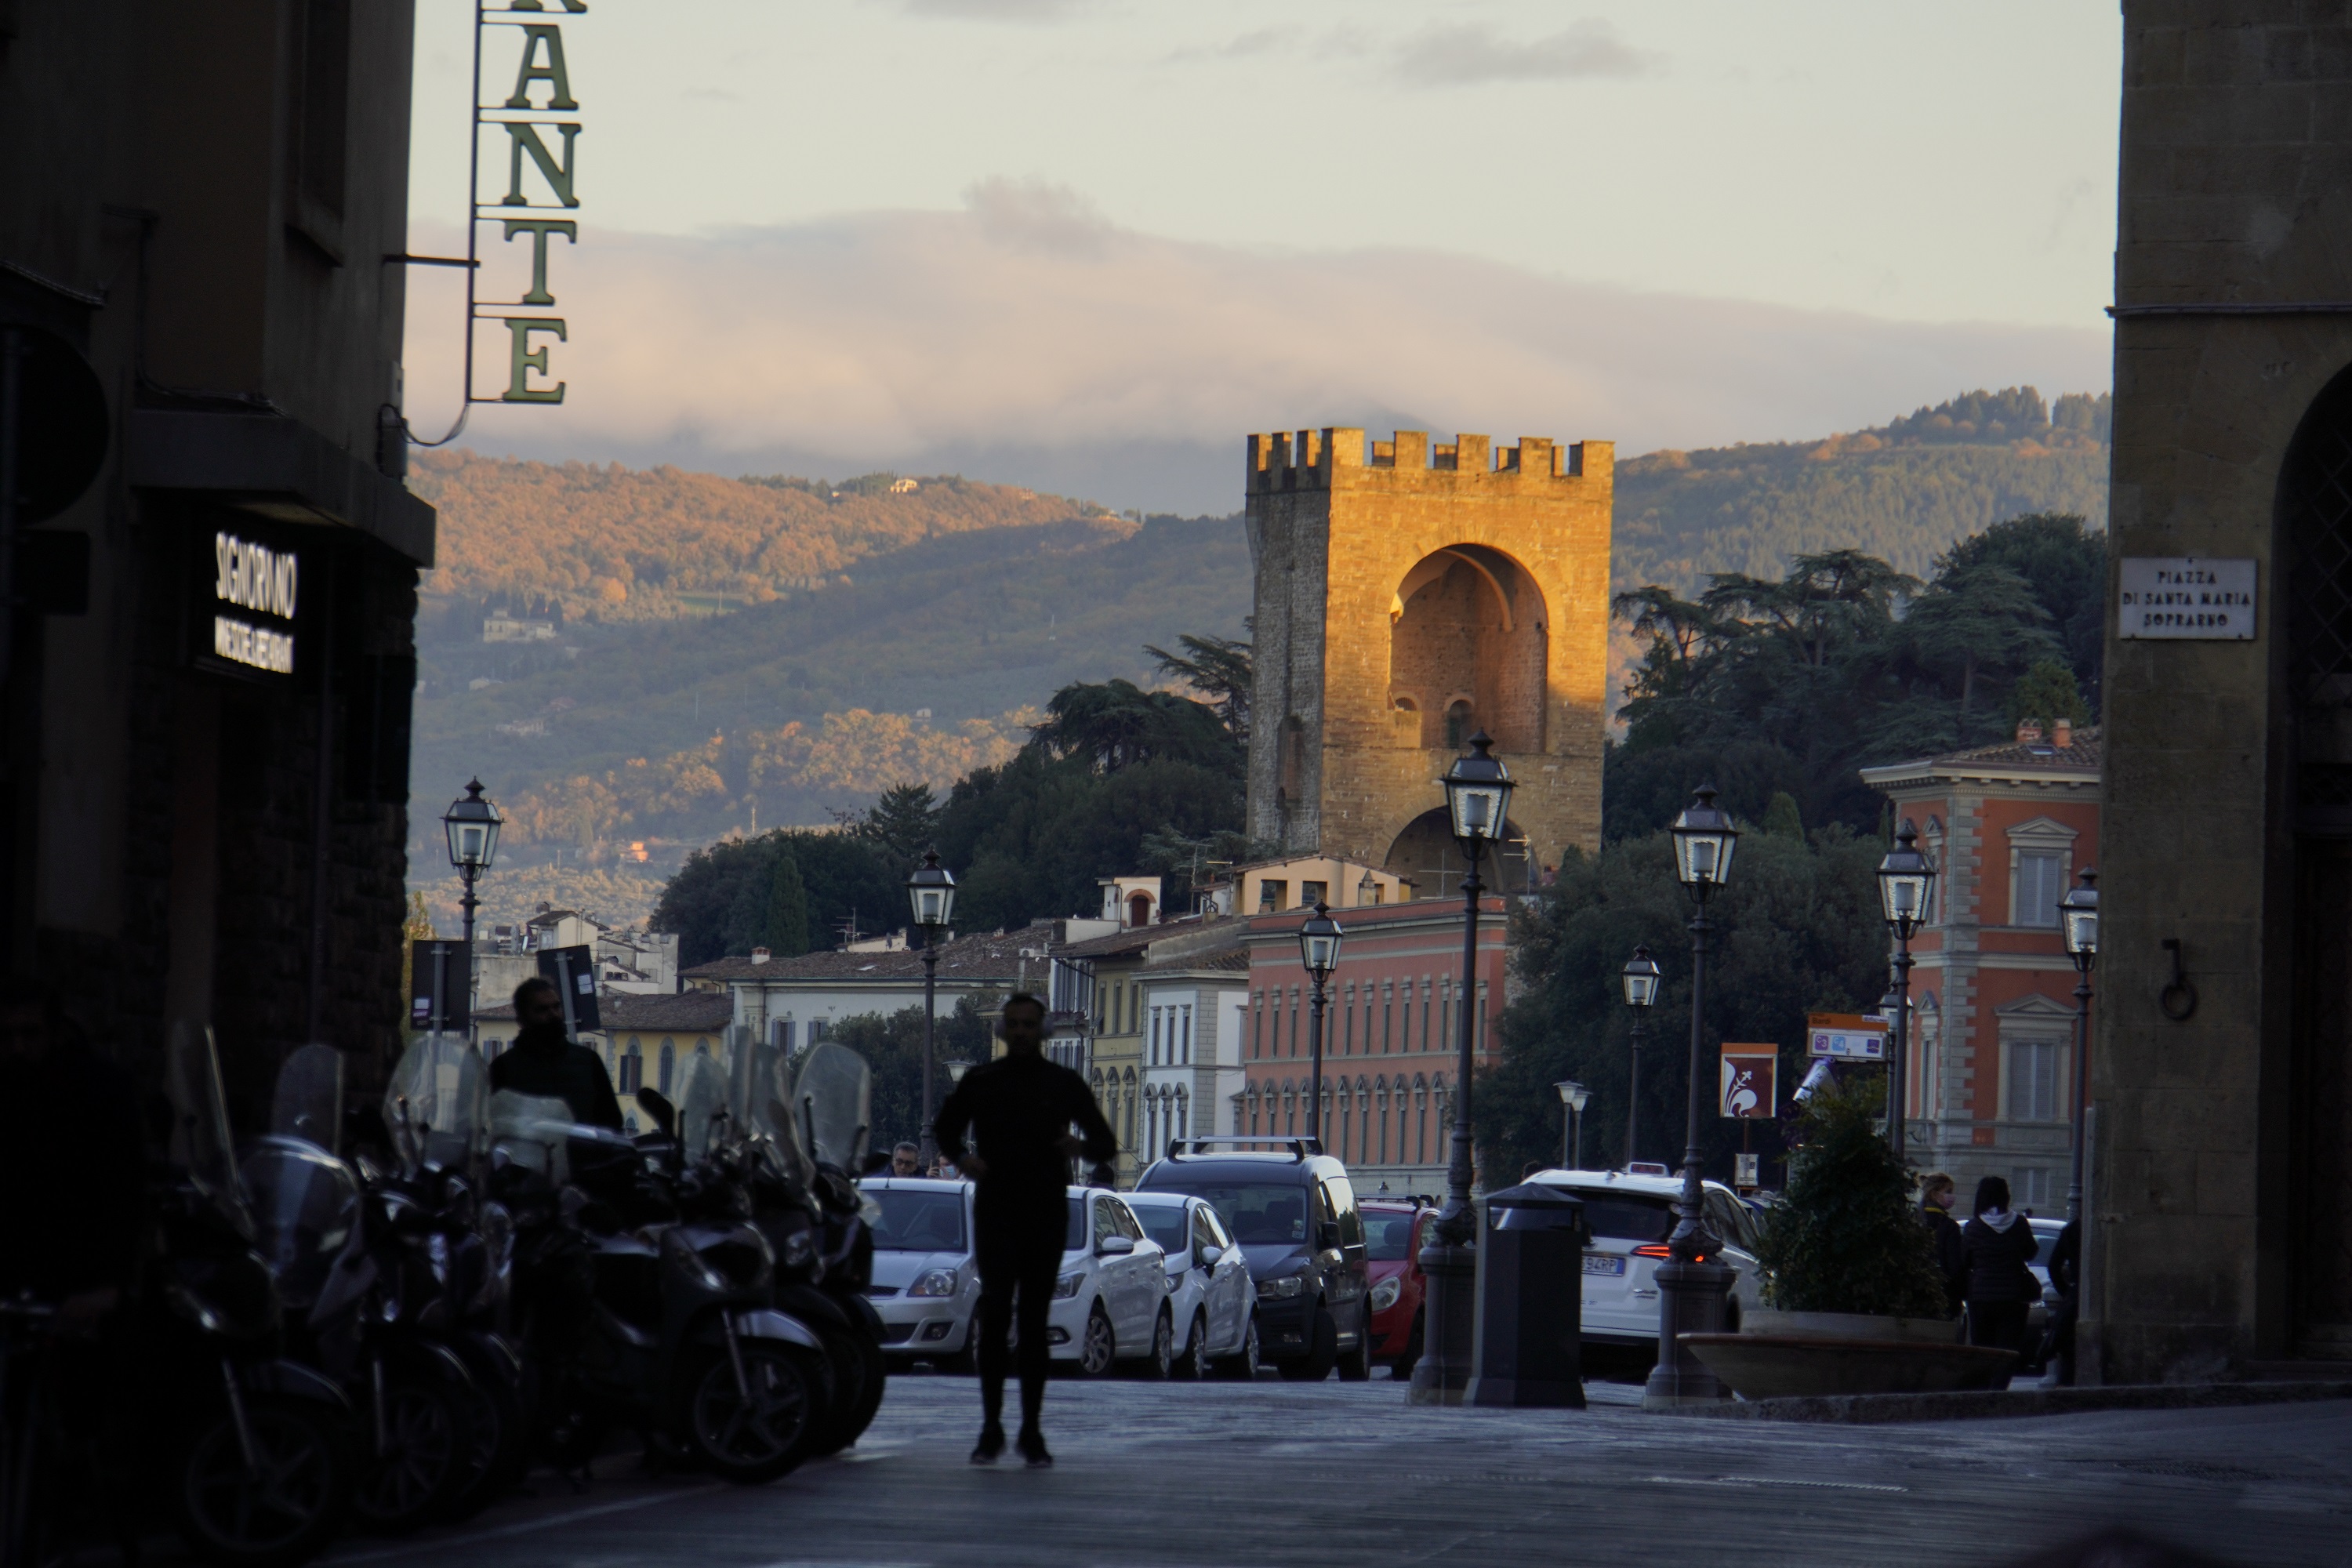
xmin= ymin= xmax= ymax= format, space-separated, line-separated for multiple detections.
xmin=2281 ymin=363 xmax=2352 ymax=1358
xmin=1381 ymin=806 xmax=1534 ymax=898
xmin=1387 ymin=544 xmax=1549 ymax=754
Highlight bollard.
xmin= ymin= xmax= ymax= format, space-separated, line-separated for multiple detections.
xmin=1465 ymin=1182 xmax=1589 ymax=1408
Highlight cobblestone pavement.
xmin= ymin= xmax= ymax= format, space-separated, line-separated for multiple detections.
xmin=317 ymin=1373 xmax=2352 ymax=1568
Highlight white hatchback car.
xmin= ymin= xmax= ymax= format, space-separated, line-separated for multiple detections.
xmin=1122 ymin=1192 xmax=1261 ymax=1380
xmin=1050 ymin=1187 xmax=1174 ymax=1377
xmin=860 ymin=1177 xmax=980 ymax=1367
xmin=1526 ymin=1168 xmax=1765 ymax=1359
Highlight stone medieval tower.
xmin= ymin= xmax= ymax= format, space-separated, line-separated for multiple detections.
xmin=1242 ymin=427 xmax=1613 ymax=893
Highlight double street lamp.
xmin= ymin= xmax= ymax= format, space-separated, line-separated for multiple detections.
xmin=442 ymin=779 xmax=503 ymax=1027
xmin=2061 ymin=869 xmax=2099 ymax=1223
xmin=1408 ymin=731 xmax=1512 ymax=1407
xmin=907 ymin=848 xmax=957 ymax=1165
xmin=1644 ymin=784 xmax=1739 ymax=1409
xmin=1298 ymin=899 xmax=1345 ymax=1144
xmin=1555 ymin=1080 xmax=1589 ymax=1171
xmin=1875 ymin=818 xmax=1936 ymax=1162
xmin=1621 ymin=946 xmax=1661 ymax=1167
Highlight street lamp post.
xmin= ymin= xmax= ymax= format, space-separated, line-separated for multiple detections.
xmin=907 ymin=848 xmax=957 ymax=1165
xmin=1555 ymin=1080 xmax=1589 ymax=1171
xmin=441 ymin=779 xmax=503 ymax=1033
xmin=1621 ymin=947 xmax=1661 ymax=1167
xmin=1298 ymin=899 xmax=1345 ymax=1145
xmin=1644 ymin=784 xmax=1740 ymax=1410
xmin=1409 ymin=731 xmax=1512 ymax=1407
xmin=2060 ymin=869 xmax=2099 ymax=1223
xmin=1875 ymin=818 xmax=1936 ymax=1163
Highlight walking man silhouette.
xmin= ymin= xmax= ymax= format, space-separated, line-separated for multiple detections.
xmin=932 ymin=993 xmax=1116 ymax=1467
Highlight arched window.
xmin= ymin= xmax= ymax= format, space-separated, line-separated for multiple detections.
xmin=1376 ymin=1080 xmax=1391 ymax=1164
xmin=1445 ymin=699 xmax=1473 ymax=750
xmin=1128 ymin=891 xmax=1153 ymax=928
xmin=1174 ymin=1087 xmax=1188 ymax=1142
xmin=659 ymin=1040 xmax=676 ymax=1095
xmin=620 ymin=1040 xmax=643 ymax=1094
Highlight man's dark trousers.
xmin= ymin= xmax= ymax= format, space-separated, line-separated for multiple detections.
xmin=973 ymin=1188 xmax=1063 ymax=1433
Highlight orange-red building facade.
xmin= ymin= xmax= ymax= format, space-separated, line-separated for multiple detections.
xmin=1240 ymin=897 xmax=1510 ymax=1199
xmin=1860 ymin=724 xmax=2102 ymax=1209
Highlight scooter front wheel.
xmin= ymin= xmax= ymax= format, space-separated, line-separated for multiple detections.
xmin=174 ymin=1396 xmax=350 ymax=1568
xmin=677 ymin=1341 xmax=826 ymax=1484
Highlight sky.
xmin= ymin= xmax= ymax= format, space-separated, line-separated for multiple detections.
xmin=402 ymin=2 xmax=2122 ymax=514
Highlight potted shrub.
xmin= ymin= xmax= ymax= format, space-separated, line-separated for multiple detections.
xmin=1680 ymin=1075 xmax=2019 ymax=1399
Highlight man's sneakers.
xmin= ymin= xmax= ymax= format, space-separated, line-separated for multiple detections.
xmin=1015 ymin=1429 xmax=1054 ymax=1468
xmin=969 ymin=1424 xmax=1005 ymax=1465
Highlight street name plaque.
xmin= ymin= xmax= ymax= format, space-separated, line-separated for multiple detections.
xmin=2116 ymin=557 xmax=2256 ymax=640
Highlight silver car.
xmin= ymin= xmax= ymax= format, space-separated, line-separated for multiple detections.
xmin=1123 ymin=1191 xmax=1261 ymax=1379
xmin=861 ymin=1177 xmax=979 ymax=1367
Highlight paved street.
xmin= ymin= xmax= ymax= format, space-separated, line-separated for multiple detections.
xmin=309 ymin=1374 xmax=2352 ymax=1568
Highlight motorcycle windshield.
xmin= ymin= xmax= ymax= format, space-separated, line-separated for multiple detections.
xmin=794 ymin=1040 xmax=871 ymax=1172
xmin=490 ymin=1087 xmax=633 ymax=1187
xmin=675 ymin=1049 xmax=731 ymax=1161
xmin=166 ymin=1019 xmax=252 ymax=1236
xmin=753 ymin=1049 xmax=815 ymax=1189
xmin=383 ymin=1035 xmax=489 ymax=1176
xmin=238 ymin=1134 xmax=359 ymax=1310
xmin=270 ymin=1042 xmax=345 ymax=1155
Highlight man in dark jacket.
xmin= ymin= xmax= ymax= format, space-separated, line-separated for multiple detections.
xmin=933 ymin=993 xmax=1116 ymax=1468
xmin=1919 ymin=1171 xmax=1966 ymax=1316
xmin=488 ymin=977 xmax=625 ymax=1130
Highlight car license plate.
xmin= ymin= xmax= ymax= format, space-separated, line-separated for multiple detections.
xmin=1582 ymin=1253 xmax=1626 ymax=1277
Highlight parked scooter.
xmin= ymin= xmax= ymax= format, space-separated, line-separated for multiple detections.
xmin=492 ymin=1053 xmax=835 ymax=1483
xmin=243 ymin=1037 xmax=519 ymax=1535
xmin=739 ymin=1038 xmax=886 ymax=1456
xmin=145 ymin=1024 xmax=356 ymax=1566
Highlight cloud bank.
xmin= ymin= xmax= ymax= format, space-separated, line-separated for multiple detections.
xmin=405 ymin=185 xmax=2110 ymax=515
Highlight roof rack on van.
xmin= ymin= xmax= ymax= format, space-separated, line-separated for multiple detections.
xmin=1163 ymin=1135 xmax=1323 ymax=1162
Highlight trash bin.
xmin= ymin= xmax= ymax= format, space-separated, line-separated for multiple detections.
xmin=1465 ymin=1181 xmax=1589 ymax=1408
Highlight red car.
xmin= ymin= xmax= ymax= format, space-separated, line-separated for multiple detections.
xmin=1363 ymin=1202 xmax=1432 ymax=1374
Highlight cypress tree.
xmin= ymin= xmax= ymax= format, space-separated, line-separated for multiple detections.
xmin=763 ymin=851 xmax=810 ymax=958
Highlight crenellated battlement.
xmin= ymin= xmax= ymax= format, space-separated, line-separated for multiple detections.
xmin=1245 ymin=427 xmax=1612 ymax=492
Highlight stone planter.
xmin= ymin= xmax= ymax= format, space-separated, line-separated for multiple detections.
xmin=1680 ymin=1334 xmax=2016 ymax=1401
xmin=1740 ymin=1307 xmax=1963 ymax=1345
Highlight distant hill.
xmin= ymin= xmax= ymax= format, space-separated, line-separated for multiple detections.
xmin=405 ymin=450 xmax=1127 ymax=622
xmin=1615 ymin=387 xmax=2110 ymax=591
xmin=405 ymin=389 xmax=2109 ymax=933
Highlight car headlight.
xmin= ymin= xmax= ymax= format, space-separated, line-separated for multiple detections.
xmin=1370 ymin=1277 xmax=1401 ymax=1312
xmin=908 ymin=1268 xmax=960 ymax=1298
xmin=1259 ymin=1273 xmax=1308 ymax=1299
xmin=1052 ymin=1272 xmax=1084 ymax=1300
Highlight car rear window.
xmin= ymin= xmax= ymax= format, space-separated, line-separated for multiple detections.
xmin=1065 ymin=1196 xmax=1087 ymax=1250
xmin=1363 ymin=1213 xmax=1417 ymax=1261
xmin=1566 ymin=1193 xmax=1675 ymax=1243
xmin=1131 ymin=1203 xmax=1190 ymax=1254
xmin=869 ymin=1189 xmax=967 ymax=1252
xmin=1142 ymin=1177 xmax=1311 ymax=1245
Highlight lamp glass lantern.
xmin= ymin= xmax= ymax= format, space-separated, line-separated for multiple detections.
xmin=1876 ymin=819 xmax=1936 ymax=935
xmin=908 ymin=848 xmax=957 ymax=930
xmin=1555 ymin=1080 xmax=1590 ymax=1116
xmin=1668 ymin=785 xmax=1739 ymax=890
xmin=1622 ymin=946 xmax=1661 ymax=1009
xmin=1298 ymin=900 xmax=1344 ymax=980
xmin=2060 ymin=871 xmax=2100 ymax=964
xmin=1442 ymin=731 xmax=1514 ymax=847
xmin=442 ymin=779 xmax=503 ymax=873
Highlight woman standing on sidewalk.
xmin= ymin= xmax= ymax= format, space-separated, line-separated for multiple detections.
xmin=1961 ymin=1175 xmax=2042 ymax=1385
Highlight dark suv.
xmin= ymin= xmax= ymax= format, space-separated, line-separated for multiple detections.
xmin=1135 ymin=1138 xmax=1371 ymax=1381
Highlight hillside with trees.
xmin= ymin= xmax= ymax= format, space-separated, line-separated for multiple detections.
xmin=407 ymin=387 xmax=2108 ymax=935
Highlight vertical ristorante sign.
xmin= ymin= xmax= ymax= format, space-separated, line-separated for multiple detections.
xmin=474 ymin=0 xmax=584 ymax=406
xmin=405 ymin=0 xmax=586 ymax=441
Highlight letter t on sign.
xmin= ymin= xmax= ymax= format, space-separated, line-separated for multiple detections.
xmin=500 ymin=219 xmax=576 ymax=305
xmin=502 ymin=318 xmax=567 ymax=403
